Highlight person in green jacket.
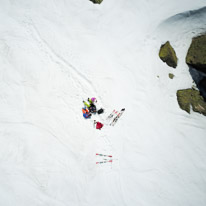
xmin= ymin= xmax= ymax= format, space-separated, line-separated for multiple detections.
xmin=83 ymin=100 xmax=91 ymax=108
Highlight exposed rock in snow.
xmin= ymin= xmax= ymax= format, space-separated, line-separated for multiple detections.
xmin=169 ymin=73 xmax=174 ymax=79
xmin=159 ymin=41 xmax=178 ymax=68
xmin=177 ymin=88 xmax=206 ymax=115
xmin=186 ymin=34 xmax=206 ymax=74
xmin=89 ymin=0 xmax=103 ymax=4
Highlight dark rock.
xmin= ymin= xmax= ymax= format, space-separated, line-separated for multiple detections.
xmin=169 ymin=73 xmax=174 ymax=79
xmin=198 ymin=77 xmax=206 ymax=101
xmin=189 ymin=67 xmax=206 ymax=100
xmin=159 ymin=41 xmax=178 ymax=68
xmin=176 ymin=89 xmax=206 ymax=116
xmin=89 ymin=0 xmax=103 ymax=4
xmin=186 ymin=34 xmax=206 ymax=74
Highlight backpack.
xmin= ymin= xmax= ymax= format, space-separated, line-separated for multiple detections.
xmin=97 ymin=108 xmax=104 ymax=114
xmin=89 ymin=104 xmax=96 ymax=113
xmin=96 ymin=122 xmax=103 ymax=129
xmin=83 ymin=113 xmax=91 ymax=119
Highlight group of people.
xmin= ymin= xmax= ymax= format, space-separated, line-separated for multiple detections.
xmin=82 ymin=97 xmax=97 ymax=118
xmin=82 ymin=97 xmax=104 ymax=130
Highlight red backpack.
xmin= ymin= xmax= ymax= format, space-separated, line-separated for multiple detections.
xmin=96 ymin=122 xmax=104 ymax=130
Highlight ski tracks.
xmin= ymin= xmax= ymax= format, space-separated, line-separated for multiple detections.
xmin=22 ymin=17 xmax=104 ymax=106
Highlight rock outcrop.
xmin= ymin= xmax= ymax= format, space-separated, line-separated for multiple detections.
xmin=159 ymin=41 xmax=178 ymax=68
xmin=89 ymin=0 xmax=103 ymax=4
xmin=186 ymin=34 xmax=206 ymax=74
xmin=176 ymin=89 xmax=206 ymax=116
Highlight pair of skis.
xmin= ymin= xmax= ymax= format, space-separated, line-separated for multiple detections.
xmin=106 ymin=108 xmax=125 ymax=126
xmin=96 ymin=153 xmax=113 ymax=164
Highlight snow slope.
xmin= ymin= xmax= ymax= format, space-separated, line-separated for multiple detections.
xmin=0 ymin=0 xmax=206 ymax=205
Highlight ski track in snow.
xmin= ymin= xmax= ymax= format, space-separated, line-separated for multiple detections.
xmin=22 ymin=16 xmax=105 ymax=108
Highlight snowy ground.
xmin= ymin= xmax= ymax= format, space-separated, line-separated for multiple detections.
xmin=0 ymin=0 xmax=206 ymax=205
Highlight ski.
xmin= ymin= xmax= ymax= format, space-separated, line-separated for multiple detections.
xmin=96 ymin=160 xmax=113 ymax=164
xmin=103 ymin=158 xmax=118 ymax=161
xmin=106 ymin=110 xmax=115 ymax=120
xmin=106 ymin=110 xmax=118 ymax=121
xmin=110 ymin=108 xmax=125 ymax=126
xmin=96 ymin=153 xmax=112 ymax=158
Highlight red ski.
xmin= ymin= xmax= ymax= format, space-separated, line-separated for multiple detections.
xmin=96 ymin=153 xmax=112 ymax=158
xmin=96 ymin=160 xmax=113 ymax=164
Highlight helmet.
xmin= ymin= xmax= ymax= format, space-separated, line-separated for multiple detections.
xmin=91 ymin=97 xmax=97 ymax=103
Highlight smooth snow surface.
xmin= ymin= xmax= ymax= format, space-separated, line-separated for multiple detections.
xmin=0 ymin=0 xmax=206 ymax=205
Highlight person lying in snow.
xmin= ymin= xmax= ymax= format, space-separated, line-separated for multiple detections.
xmin=94 ymin=120 xmax=104 ymax=130
xmin=82 ymin=107 xmax=91 ymax=119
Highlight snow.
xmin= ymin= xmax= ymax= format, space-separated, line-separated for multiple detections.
xmin=0 ymin=0 xmax=206 ymax=205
